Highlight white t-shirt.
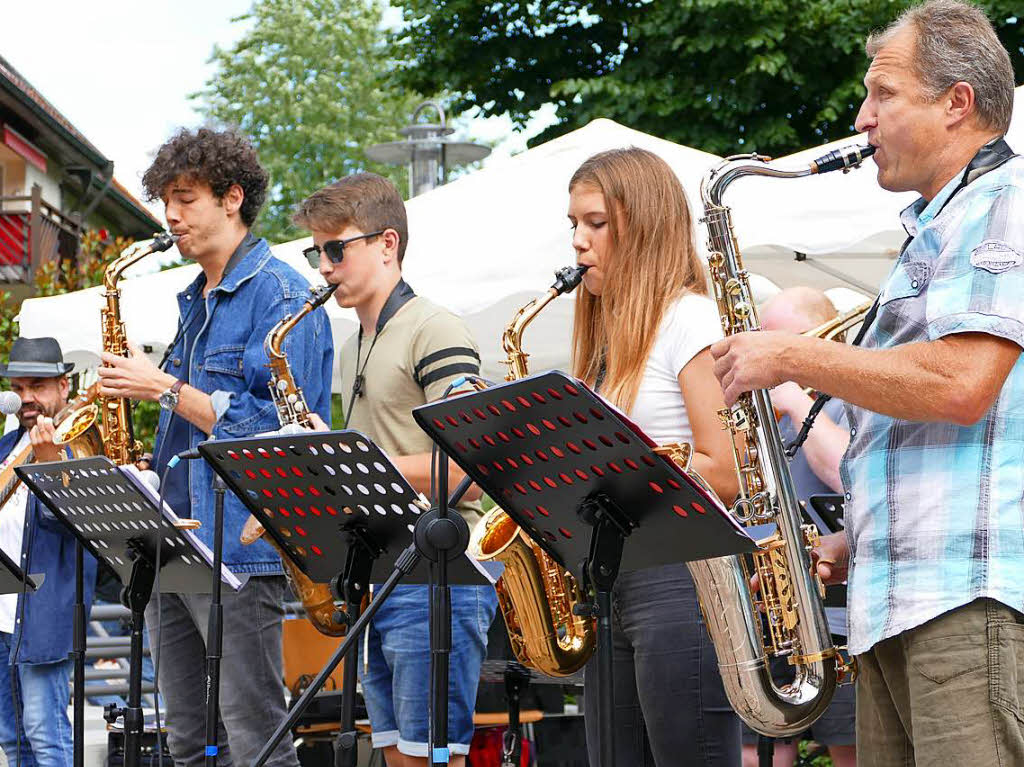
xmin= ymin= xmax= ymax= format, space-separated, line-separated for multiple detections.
xmin=625 ymin=294 xmax=723 ymax=445
xmin=0 ymin=431 xmax=30 ymax=634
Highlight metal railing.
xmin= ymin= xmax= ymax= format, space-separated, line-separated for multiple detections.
xmin=0 ymin=183 xmax=79 ymax=282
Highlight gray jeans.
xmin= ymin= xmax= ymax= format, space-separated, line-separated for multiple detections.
xmin=144 ymin=575 xmax=299 ymax=767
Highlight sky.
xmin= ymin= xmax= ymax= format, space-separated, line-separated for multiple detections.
xmin=0 ymin=1 xmax=556 ymax=222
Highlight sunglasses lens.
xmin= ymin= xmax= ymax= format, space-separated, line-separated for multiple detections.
xmin=303 ymin=248 xmax=320 ymax=269
xmin=324 ymin=241 xmax=345 ymax=263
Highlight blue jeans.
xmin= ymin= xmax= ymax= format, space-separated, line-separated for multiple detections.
xmin=584 ymin=563 xmax=740 ymax=767
xmin=358 ymin=584 xmax=497 ymax=756
xmin=0 ymin=632 xmax=73 ymax=767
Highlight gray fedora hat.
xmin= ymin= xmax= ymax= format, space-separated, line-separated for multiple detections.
xmin=0 ymin=337 xmax=74 ymax=378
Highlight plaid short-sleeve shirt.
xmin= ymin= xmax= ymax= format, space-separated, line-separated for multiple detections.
xmin=839 ymin=153 xmax=1024 ymax=655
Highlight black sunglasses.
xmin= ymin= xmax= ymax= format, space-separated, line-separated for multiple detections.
xmin=303 ymin=230 xmax=385 ymax=268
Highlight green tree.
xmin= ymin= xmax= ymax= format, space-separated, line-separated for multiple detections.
xmin=395 ymin=0 xmax=1023 ymax=156
xmin=193 ymin=0 xmax=426 ymax=243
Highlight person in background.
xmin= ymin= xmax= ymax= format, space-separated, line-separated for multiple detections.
xmin=0 ymin=336 xmax=97 ymax=767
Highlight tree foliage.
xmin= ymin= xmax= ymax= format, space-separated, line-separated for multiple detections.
xmin=395 ymin=0 xmax=1024 ymax=156
xmin=193 ymin=0 xmax=425 ymax=243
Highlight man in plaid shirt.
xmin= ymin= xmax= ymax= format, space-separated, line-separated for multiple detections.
xmin=710 ymin=2 xmax=1024 ymax=764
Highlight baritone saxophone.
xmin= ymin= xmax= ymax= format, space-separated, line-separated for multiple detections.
xmin=239 ymin=282 xmax=349 ymax=637
xmin=691 ymin=144 xmax=874 ymax=736
xmin=468 ymin=265 xmax=596 ymax=677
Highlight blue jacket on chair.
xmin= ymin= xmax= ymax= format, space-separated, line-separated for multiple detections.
xmin=0 ymin=427 xmax=97 ymax=665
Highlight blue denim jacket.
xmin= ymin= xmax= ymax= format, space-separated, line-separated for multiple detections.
xmin=152 ymin=237 xmax=334 ymax=574
xmin=0 ymin=428 xmax=98 ymax=665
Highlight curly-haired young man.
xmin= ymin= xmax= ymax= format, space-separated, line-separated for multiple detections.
xmin=98 ymin=127 xmax=334 ymax=767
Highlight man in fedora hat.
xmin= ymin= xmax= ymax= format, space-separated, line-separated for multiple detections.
xmin=0 ymin=336 xmax=96 ymax=767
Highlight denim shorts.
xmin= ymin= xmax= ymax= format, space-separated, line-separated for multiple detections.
xmin=358 ymin=584 xmax=498 ymax=756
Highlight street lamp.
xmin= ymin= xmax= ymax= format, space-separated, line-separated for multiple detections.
xmin=365 ymin=100 xmax=491 ymax=198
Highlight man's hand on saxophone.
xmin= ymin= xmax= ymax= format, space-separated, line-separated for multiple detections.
xmin=710 ymin=330 xmax=805 ymax=406
xmin=29 ymin=415 xmax=62 ymax=463
xmin=97 ymin=341 xmax=176 ymax=402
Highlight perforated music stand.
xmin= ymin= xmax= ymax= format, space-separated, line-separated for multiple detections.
xmin=16 ymin=456 xmax=243 ymax=767
xmin=413 ymin=370 xmax=758 ymax=767
xmin=197 ymin=430 xmax=490 ymax=767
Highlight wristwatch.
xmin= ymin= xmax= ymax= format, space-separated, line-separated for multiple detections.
xmin=158 ymin=380 xmax=185 ymax=411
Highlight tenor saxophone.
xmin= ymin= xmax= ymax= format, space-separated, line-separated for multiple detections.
xmin=92 ymin=233 xmax=178 ymax=465
xmin=690 ymin=144 xmax=874 ymax=736
xmin=468 ymin=265 xmax=597 ymax=676
xmin=239 ymin=283 xmax=348 ymax=637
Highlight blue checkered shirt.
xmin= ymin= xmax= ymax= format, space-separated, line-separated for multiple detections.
xmin=839 ymin=155 xmax=1024 ymax=655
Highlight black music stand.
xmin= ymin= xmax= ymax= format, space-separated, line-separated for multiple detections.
xmin=198 ymin=430 xmax=490 ymax=767
xmin=0 ymin=545 xmax=38 ymax=594
xmin=413 ymin=370 xmax=758 ymax=767
xmin=16 ymin=457 xmax=244 ymax=767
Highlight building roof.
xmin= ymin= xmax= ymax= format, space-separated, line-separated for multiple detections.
xmin=0 ymin=55 xmax=162 ymax=234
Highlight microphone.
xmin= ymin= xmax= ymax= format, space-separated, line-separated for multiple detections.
xmin=0 ymin=391 xmax=22 ymax=416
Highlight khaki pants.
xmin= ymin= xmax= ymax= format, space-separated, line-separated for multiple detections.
xmin=856 ymin=598 xmax=1024 ymax=766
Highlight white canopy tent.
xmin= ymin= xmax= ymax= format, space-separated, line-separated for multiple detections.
xmin=20 ymin=85 xmax=1024 ymax=385
xmin=18 ymin=119 xmax=730 ymax=387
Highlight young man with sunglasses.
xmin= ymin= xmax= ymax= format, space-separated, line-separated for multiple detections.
xmin=98 ymin=128 xmax=333 ymax=767
xmin=296 ymin=173 xmax=497 ymax=767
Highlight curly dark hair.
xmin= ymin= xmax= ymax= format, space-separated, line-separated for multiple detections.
xmin=142 ymin=128 xmax=269 ymax=227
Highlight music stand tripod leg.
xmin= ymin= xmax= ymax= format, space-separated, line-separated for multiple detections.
xmin=252 ymin=544 xmax=423 ymax=767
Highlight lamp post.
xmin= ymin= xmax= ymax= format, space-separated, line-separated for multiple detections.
xmin=366 ymin=101 xmax=491 ymax=198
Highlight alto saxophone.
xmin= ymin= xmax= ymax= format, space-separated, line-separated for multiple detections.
xmin=690 ymin=144 xmax=874 ymax=736
xmin=90 ymin=233 xmax=179 ymax=464
xmin=239 ymin=283 xmax=348 ymax=637
xmin=469 ymin=265 xmax=596 ymax=676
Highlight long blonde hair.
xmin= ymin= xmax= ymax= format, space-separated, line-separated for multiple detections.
xmin=570 ymin=147 xmax=707 ymax=413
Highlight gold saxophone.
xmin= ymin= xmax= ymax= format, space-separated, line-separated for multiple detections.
xmin=688 ymin=144 xmax=874 ymax=736
xmin=53 ymin=234 xmax=178 ymax=464
xmin=240 ymin=283 xmax=348 ymax=637
xmin=468 ymin=265 xmax=596 ymax=676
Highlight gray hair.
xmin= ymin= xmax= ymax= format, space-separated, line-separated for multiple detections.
xmin=866 ymin=0 xmax=1014 ymax=133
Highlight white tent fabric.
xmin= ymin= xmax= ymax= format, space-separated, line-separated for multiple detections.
xmin=18 ymin=119 xmax=728 ymax=388
xmin=20 ymin=87 xmax=1024 ymax=388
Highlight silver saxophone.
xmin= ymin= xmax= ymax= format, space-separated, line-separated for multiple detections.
xmin=692 ymin=143 xmax=874 ymax=736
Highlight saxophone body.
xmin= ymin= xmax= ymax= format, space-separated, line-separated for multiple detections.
xmin=241 ymin=282 xmax=347 ymax=637
xmin=91 ymin=233 xmax=178 ymax=465
xmin=469 ymin=265 xmax=596 ymax=677
xmin=692 ymin=145 xmax=873 ymax=736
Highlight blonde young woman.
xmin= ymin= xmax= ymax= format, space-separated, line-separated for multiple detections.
xmin=568 ymin=148 xmax=741 ymax=766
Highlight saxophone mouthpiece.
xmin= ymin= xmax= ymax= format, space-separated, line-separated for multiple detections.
xmin=552 ymin=264 xmax=589 ymax=295
xmin=151 ymin=232 xmax=180 ymax=252
xmin=811 ymin=144 xmax=876 ymax=175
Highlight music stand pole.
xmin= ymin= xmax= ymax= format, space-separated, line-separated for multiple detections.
xmin=333 ymin=551 xmax=370 ymax=767
xmin=757 ymin=735 xmax=775 ymax=767
xmin=204 ymin=474 xmax=227 ymax=767
xmin=115 ymin=548 xmax=159 ymax=767
xmin=73 ymin=541 xmax=85 ymax=767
